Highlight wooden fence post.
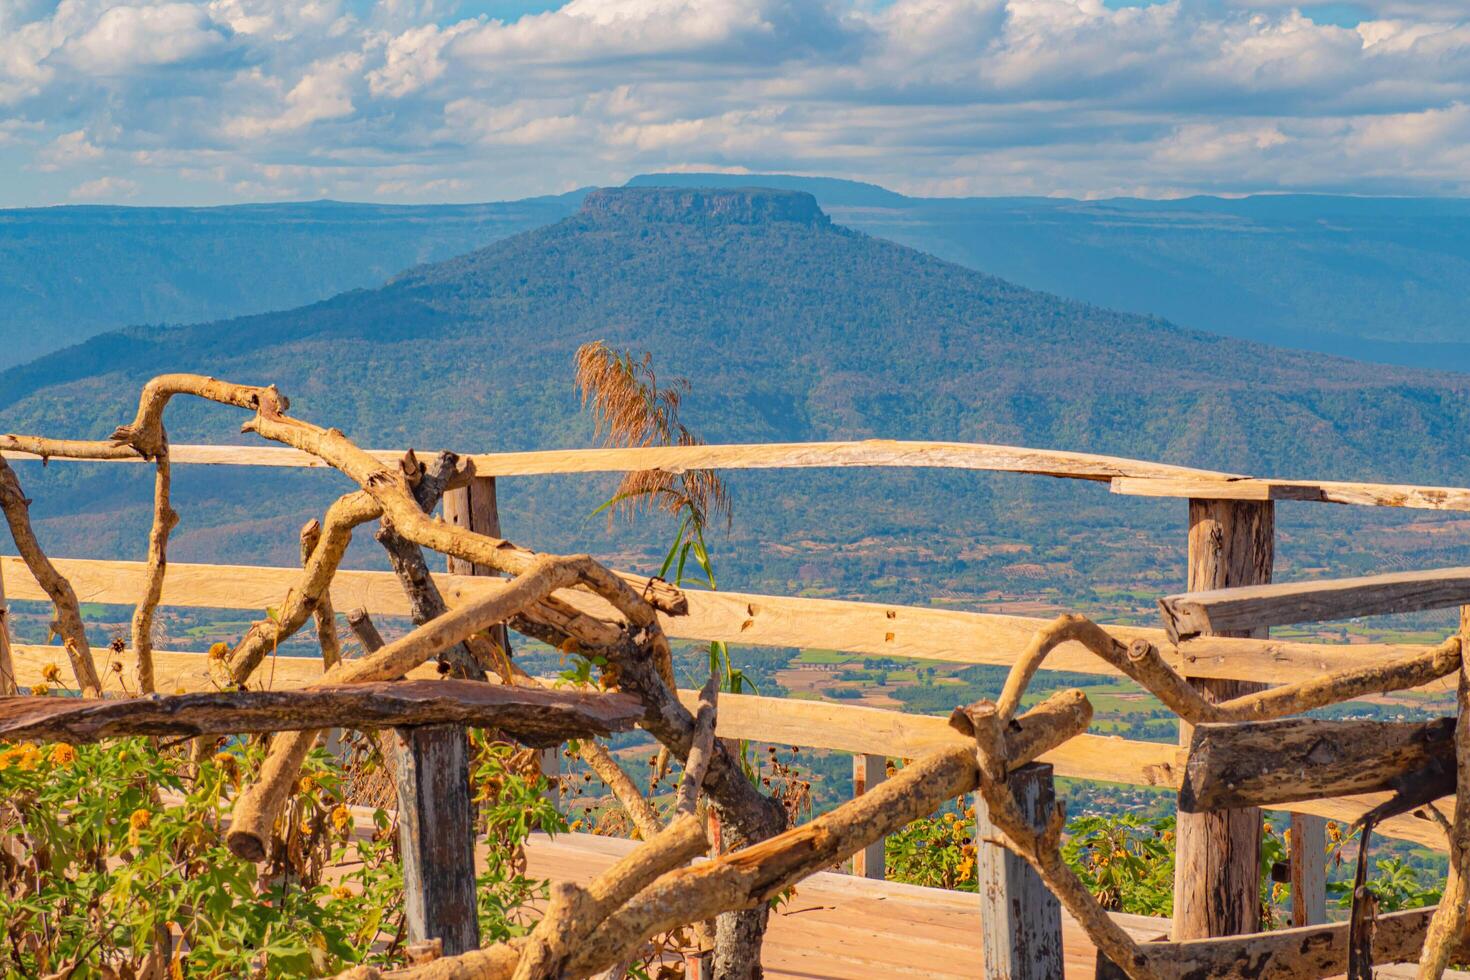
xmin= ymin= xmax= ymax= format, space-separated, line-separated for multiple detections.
xmin=977 ymin=762 xmax=1063 ymax=978
xmin=393 ymin=723 xmax=480 ymax=955
xmin=0 ymin=558 xmax=15 ymax=695
xmin=1173 ymin=498 xmax=1274 ymax=940
xmin=1290 ymin=813 xmax=1328 ymax=927
xmin=852 ymin=754 xmax=886 ymax=879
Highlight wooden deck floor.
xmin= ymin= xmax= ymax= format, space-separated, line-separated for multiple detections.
xmin=524 ymin=832 xmax=1462 ymax=979
xmin=524 ymin=831 xmax=1165 ymax=978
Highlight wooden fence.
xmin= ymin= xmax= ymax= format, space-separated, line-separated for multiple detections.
xmin=3 ymin=437 xmax=1467 ymax=961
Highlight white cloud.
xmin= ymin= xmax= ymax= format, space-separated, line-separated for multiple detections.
xmin=33 ymin=129 xmax=104 ymax=170
xmin=226 ymin=51 xmax=364 ymax=137
xmin=69 ymin=175 xmax=139 ymax=198
xmin=66 ymin=3 xmax=230 ymax=73
xmin=3 ymin=0 xmax=1470 ymax=205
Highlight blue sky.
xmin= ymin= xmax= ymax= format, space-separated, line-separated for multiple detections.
xmin=2 ymin=0 xmax=1468 ymax=206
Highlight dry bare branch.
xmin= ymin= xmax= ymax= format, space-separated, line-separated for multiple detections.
xmin=132 ymin=442 xmax=179 ymax=693
xmin=0 ymin=456 xmax=100 ymax=697
xmin=300 ymin=520 xmax=341 ymax=669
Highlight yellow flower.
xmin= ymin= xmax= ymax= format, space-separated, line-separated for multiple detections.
xmin=298 ymin=775 xmax=315 ymax=794
xmin=207 ymin=641 xmax=229 ymax=661
xmin=128 ymin=808 xmax=152 ymax=847
xmin=330 ymin=804 xmax=352 ymax=834
xmin=0 ymin=745 xmax=41 ymax=771
xmin=30 ymin=684 xmax=48 ymax=696
xmin=49 ymin=744 xmax=76 ymax=766
xmin=331 ymin=885 xmax=353 ymax=901
xmin=41 ymin=663 xmax=61 ymax=683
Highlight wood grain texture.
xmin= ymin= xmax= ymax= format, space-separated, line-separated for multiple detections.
xmin=977 ymin=762 xmax=1064 ymax=979
xmin=2 ymin=439 xmax=1233 ymax=482
xmin=1290 ymin=813 xmax=1328 ymax=928
xmin=1173 ymin=498 xmax=1274 ymax=941
xmin=394 ymin=723 xmax=480 ymax=955
xmin=0 ymin=680 xmax=643 ymax=744
xmin=10 ymin=437 xmax=1470 ymax=512
xmin=1135 ymin=905 xmax=1469 ymax=978
xmin=3 ymin=556 xmax=1440 ymax=688
xmin=1113 ymin=475 xmax=1470 ymax=512
xmin=1179 ymin=716 xmax=1456 ymax=812
xmin=4 ymin=644 xmax=1448 ymax=850
xmin=1160 ymin=565 xmax=1470 ymax=640
xmin=851 ymin=754 xmax=887 ymax=880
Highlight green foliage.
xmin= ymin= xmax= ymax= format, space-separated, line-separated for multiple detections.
xmin=0 ymin=729 xmax=560 ymax=978
xmin=1062 ymin=814 xmax=1176 ymax=917
xmin=884 ymin=801 xmax=979 ymax=892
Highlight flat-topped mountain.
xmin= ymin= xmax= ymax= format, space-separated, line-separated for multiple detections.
xmin=3 ymin=187 xmax=1468 ymax=599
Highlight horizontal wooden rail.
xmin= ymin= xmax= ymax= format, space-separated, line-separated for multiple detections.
xmin=1 ymin=439 xmax=1227 ymax=481
xmin=1160 ymin=565 xmax=1470 ymax=640
xmin=7 ymin=643 xmax=1445 ymax=850
xmin=2 ymin=556 xmax=1443 ymax=688
xmin=8 ymin=436 xmax=1470 ymax=511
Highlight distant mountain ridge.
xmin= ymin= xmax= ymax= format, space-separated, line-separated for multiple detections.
xmin=3 ymin=187 xmax=1470 ymax=610
xmin=629 ymin=174 xmax=1470 ymax=369
xmin=5 ymin=174 xmax=1470 ymax=372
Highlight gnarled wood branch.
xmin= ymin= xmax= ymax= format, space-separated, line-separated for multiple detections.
xmin=300 ymin=520 xmax=341 ymax=669
xmin=221 ymin=490 xmax=380 ymax=685
xmin=0 ymin=457 xmax=100 ymax=697
xmin=0 ymin=680 xmax=643 ymax=743
xmin=132 ymin=441 xmax=179 ymax=693
xmin=227 ymin=555 xmax=598 ymax=860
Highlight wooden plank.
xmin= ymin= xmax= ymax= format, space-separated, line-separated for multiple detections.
xmin=1173 ymin=498 xmax=1274 ymax=941
xmin=977 ymin=762 xmax=1064 ymax=979
xmin=1160 ymin=565 xmax=1470 ymax=640
xmin=1113 ymin=475 xmax=1470 ymax=512
xmin=0 ymin=680 xmax=643 ymax=742
xmin=2 ymin=439 xmax=1236 ymax=482
xmin=393 ymin=723 xmax=479 ymax=954
xmin=1289 ymin=813 xmax=1328 ymax=928
xmin=11 ymin=437 xmax=1470 ymax=512
xmin=7 ymin=643 xmax=1440 ymax=848
xmin=852 ymin=754 xmax=887 ymax=880
xmin=3 ymin=556 xmax=1439 ymax=688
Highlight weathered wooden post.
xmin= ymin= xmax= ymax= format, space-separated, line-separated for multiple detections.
xmin=393 ymin=723 xmax=480 ymax=955
xmin=1173 ymin=498 xmax=1274 ymax=940
xmin=1290 ymin=813 xmax=1328 ymax=926
xmin=977 ymin=762 xmax=1063 ymax=978
xmin=852 ymin=754 xmax=887 ymax=879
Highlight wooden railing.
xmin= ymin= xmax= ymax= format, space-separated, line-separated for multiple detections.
xmin=3 ymin=435 xmax=1467 ymax=954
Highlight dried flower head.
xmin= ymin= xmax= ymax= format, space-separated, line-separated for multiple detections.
xmin=574 ymin=340 xmax=730 ymax=530
xmin=41 ymin=663 xmax=61 ymax=683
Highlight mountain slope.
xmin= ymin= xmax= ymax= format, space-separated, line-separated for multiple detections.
xmin=0 ymin=195 xmax=583 ymax=369
xmin=3 ymin=187 xmax=1469 ymax=609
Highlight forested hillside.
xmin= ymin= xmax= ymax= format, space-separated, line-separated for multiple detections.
xmin=3 ymin=187 xmax=1469 ymax=614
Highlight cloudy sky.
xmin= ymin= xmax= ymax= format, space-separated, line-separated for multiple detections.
xmin=2 ymin=0 xmax=1468 ymax=206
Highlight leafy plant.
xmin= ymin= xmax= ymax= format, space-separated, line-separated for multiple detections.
xmin=1062 ymin=814 xmax=1175 ymax=916
xmin=0 ymin=717 xmax=561 ymax=977
xmin=885 ymin=800 xmax=979 ymax=892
